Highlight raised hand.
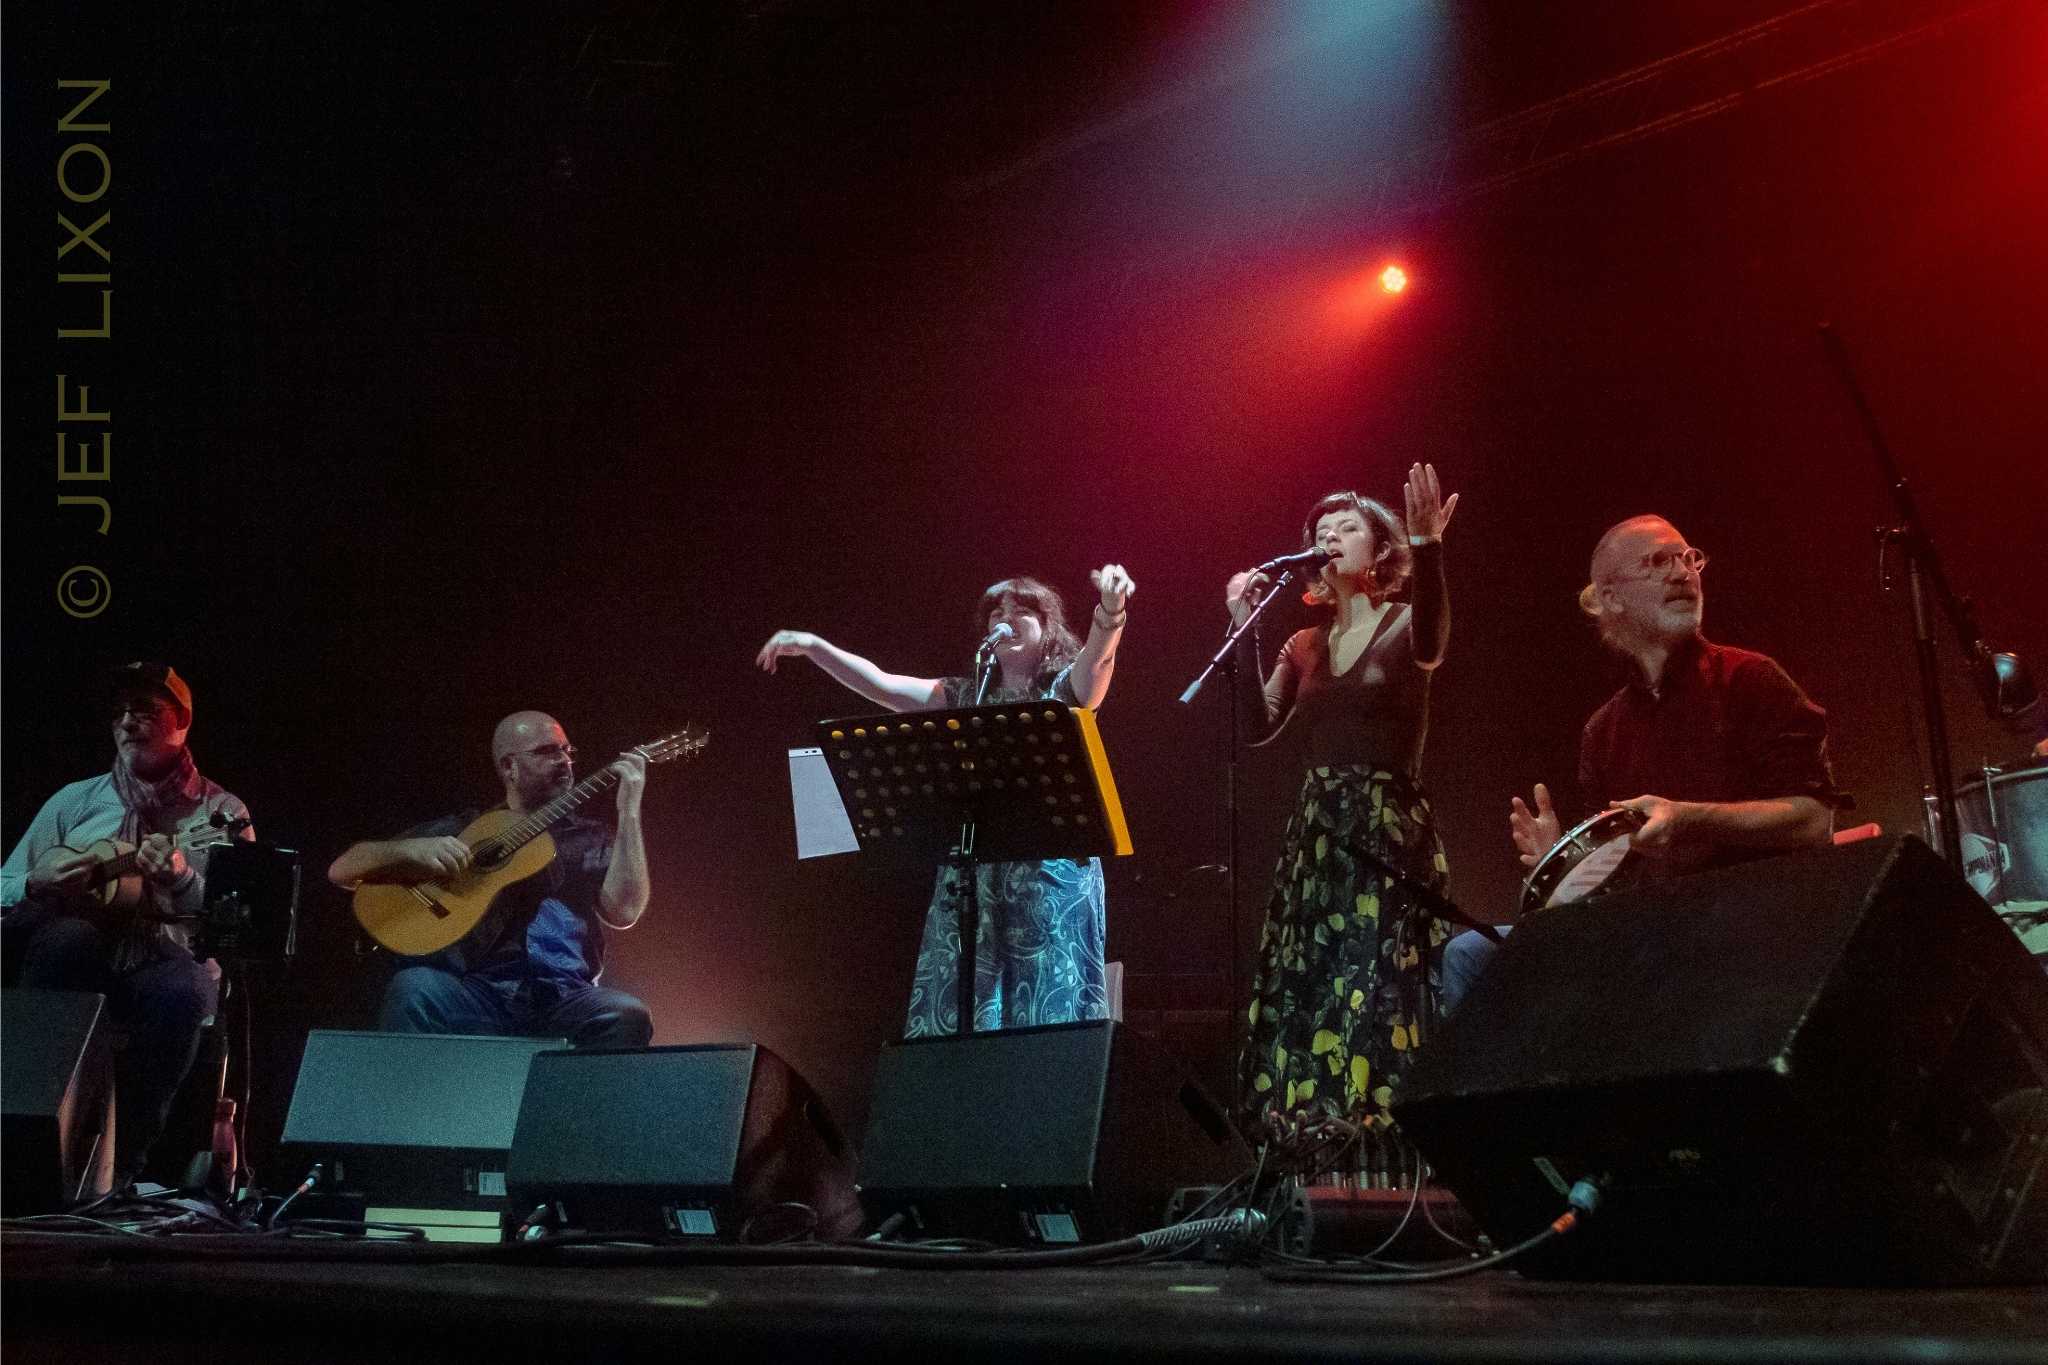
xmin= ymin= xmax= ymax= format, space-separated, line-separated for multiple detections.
xmin=754 ymin=630 xmax=819 ymax=674
xmin=1225 ymin=569 xmax=1274 ymax=627
xmin=1509 ymin=782 xmax=1562 ymax=867
xmin=611 ymin=752 xmax=648 ymax=819
xmin=1404 ymin=462 xmax=1459 ymax=542
xmin=1090 ymin=564 xmax=1135 ymax=617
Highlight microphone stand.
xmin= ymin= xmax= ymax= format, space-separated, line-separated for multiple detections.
xmin=1818 ymin=324 xmax=2019 ymax=870
xmin=953 ymin=642 xmax=1006 ymax=1030
xmin=1180 ymin=571 xmax=1295 ymax=707
xmin=1179 ymin=570 xmax=1298 ymax=1045
xmin=1353 ymin=848 xmax=1504 ymax=944
xmin=970 ymin=643 xmax=1001 ymax=706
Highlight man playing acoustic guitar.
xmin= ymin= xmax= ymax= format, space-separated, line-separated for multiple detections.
xmin=328 ymin=710 xmax=654 ymax=1048
xmin=1 ymin=662 xmax=255 ymax=1184
xmin=1443 ymin=516 xmax=1849 ymax=1013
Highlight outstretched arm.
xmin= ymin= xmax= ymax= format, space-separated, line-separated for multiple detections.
xmin=328 ymin=836 xmax=473 ymax=888
xmin=755 ymin=631 xmax=946 ymax=713
xmin=1616 ymin=794 xmax=1834 ymax=863
xmin=1403 ymin=462 xmax=1457 ymax=670
xmin=1068 ymin=564 xmax=1134 ymax=708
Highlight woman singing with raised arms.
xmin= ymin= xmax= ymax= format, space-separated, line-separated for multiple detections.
xmin=756 ymin=565 xmax=1135 ymax=1036
xmin=1226 ymin=464 xmax=1457 ymax=1142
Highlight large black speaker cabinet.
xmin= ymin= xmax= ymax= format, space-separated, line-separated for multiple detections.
xmin=1395 ymin=836 xmax=2048 ymax=1285
xmin=280 ymin=1030 xmax=566 ymax=1210
xmin=506 ymin=1043 xmax=861 ymax=1241
xmin=857 ymin=1020 xmax=1250 ymax=1245
xmin=1 ymin=989 xmax=116 ymax=1214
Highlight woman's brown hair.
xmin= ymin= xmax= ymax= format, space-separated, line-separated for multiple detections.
xmin=1298 ymin=490 xmax=1412 ymax=605
xmin=974 ymin=576 xmax=1081 ymax=688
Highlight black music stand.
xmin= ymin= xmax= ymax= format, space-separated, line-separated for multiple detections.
xmin=183 ymin=843 xmax=301 ymax=1196
xmin=816 ymin=702 xmax=1133 ymax=1035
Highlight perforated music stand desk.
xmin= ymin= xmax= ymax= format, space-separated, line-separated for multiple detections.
xmin=815 ymin=701 xmax=1132 ymax=1035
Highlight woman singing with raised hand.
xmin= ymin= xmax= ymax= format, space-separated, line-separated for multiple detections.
xmin=755 ymin=565 xmax=1135 ymax=1036
xmin=1225 ymin=464 xmax=1458 ymax=1143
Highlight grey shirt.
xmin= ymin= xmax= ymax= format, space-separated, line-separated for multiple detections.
xmin=1 ymin=771 xmax=254 ymax=957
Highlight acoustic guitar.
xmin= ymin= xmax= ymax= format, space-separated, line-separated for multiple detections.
xmin=351 ymin=726 xmax=707 ymax=956
xmin=29 ymin=811 xmax=252 ymax=930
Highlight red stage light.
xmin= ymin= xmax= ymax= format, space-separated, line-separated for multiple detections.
xmin=1380 ymin=265 xmax=1408 ymax=294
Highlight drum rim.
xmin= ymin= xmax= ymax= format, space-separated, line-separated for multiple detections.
xmin=1521 ymin=807 xmax=1644 ymax=910
xmin=1922 ymin=765 xmax=2048 ymax=800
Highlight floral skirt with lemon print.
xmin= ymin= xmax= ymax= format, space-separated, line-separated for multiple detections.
xmin=1235 ymin=764 xmax=1448 ymax=1139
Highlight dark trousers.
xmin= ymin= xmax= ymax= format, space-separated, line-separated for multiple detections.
xmin=2 ymin=908 xmax=219 ymax=1181
xmin=377 ymin=964 xmax=652 ymax=1049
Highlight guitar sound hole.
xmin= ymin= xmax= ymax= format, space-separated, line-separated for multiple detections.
xmin=473 ymin=844 xmax=508 ymax=872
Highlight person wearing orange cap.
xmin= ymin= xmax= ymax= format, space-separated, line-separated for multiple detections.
xmin=2 ymin=662 xmax=254 ymax=1185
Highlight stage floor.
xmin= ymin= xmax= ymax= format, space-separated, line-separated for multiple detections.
xmin=6 ymin=1232 xmax=2046 ymax=1364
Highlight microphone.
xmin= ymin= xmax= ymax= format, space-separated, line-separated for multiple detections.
xmin=1254 ymin=548 xmax=1340 ymax=575
xmin=975 ymin=622 xmax=1015 ymax=657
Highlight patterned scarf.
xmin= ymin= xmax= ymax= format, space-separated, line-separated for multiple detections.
xmin=103 ymin=746 xmax=207 ymax=965
xmin=109 ymin=745 xmax=204 ymax=843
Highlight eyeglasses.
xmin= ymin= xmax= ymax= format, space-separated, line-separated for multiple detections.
xmin=112 ymin=699 xmax=175 ymax=722
xmin=518 ymin=742 xmax=577 ymax=761
xmin=1611 ymin=547 xmax=1708 ymax=581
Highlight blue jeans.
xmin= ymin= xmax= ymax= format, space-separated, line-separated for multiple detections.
xmin=378 ymin=965 xmax=652 ymax=1049
xmin=1440 ymin=926 xmax=1512 ymax=1017
xmin=3 ymin=908 xmax=219 ymax=1181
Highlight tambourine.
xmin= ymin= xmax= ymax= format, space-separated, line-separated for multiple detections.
xmin=1519 ymin=808 xmax=1648 ymax=917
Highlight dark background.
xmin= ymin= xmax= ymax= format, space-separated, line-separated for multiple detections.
xmin=6 ymin=1 xmax=2043 ymax=1175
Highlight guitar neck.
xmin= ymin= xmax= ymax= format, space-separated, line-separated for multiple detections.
xmin=97 ymin=825 xmax=228 ymax=886
xmin=494 ymin=766 xmax=625 ymax=852
xmin=93 ymin=848 xmax=143 ymax=886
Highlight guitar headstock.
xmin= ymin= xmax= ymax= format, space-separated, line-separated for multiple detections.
xmin=636 ymin=725 xmax=709 ymax=765
xmin=179 ymin=814 xmax=253 ymax=854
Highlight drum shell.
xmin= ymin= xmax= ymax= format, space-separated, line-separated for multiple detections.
xmin=1923 ymin=768 xmax=2047 ymax=906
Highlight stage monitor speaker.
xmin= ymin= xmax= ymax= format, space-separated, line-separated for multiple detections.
xmin=856 ymin=1019 xmax=1249 ymax=1245
xmin=1 ymin=990 xmax=116 ymax=1214
xmin=280 ymin=1030 xmax=566 ymax=1214
xmin=1395 ymin=836 xmax=2048 ymax=1285
xmin=505 ymin=1043 xmax=861 ymax=1241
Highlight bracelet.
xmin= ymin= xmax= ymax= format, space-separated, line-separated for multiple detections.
xmin=1093 ymin=604 xmax=1128 ymax=630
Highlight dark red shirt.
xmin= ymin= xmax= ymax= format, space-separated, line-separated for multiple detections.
xmin=1578 ymin=635 xmax=1849 ymax=817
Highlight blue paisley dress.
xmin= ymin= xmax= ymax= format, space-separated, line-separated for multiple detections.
xmin=901 ymin=669 xmax=1109 ymax=1037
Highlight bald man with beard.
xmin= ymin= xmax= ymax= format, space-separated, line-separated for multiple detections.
xmin=329 ymin=711 xmax=653 ymax=1047
xmin=1442 ymin=515 xmax=1849 ymax=1013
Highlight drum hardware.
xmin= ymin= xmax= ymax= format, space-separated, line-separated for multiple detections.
xmin=1519 ymin=808 xmax=1649 ymax=918
xmin=1925 ymin=761 xmax=2048 ymax=970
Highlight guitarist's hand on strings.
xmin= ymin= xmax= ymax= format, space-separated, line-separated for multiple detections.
xmin=26 ymin=849 xmax=97 ymax=900
xmin=610 ymin=753 xmax=648 ymax=820
xmin=133 ymin=833 xmax=189 ymax=885
xmin=398 ymin=837 xmax=474 ymax=880
xmin=1509 ymin=783 xmax=1563 ymax=867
